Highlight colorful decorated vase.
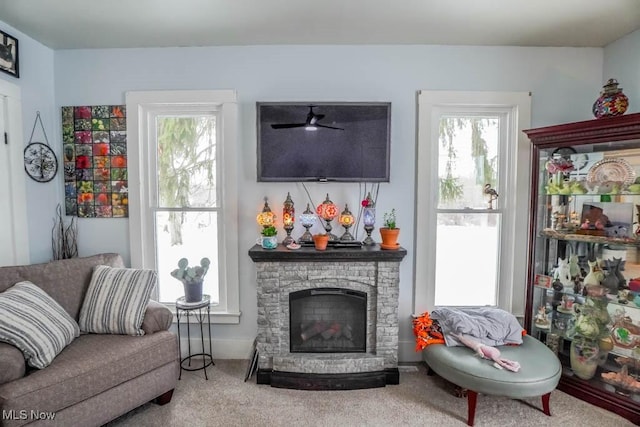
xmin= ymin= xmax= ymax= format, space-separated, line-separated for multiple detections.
xmin=592 ymin=78 xmax=629 ymax=119
xmin=570 ymin=336 xmax=599 ymax=380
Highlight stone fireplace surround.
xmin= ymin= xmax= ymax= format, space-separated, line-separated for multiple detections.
xmin=248 ymin=245 xmax=406 ymax=390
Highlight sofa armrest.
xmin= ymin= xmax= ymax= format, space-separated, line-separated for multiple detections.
xmin=141 ymin=300 xmax=173 ymax=335
xmin=0 ymin=342 xmax=26 ymax=385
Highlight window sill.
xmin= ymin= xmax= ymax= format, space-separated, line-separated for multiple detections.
xmin=168 ymin=306 xmax=241 ymax=324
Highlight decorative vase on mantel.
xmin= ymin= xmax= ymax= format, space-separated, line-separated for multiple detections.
xmin=592 ymin=78 xmax=629 ymax=119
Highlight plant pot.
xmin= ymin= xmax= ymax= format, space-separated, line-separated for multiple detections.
xmin=183 ymin=280 xmax=203 ymax=303
xmin=312 ymin=234 xmax=329 ymax=251
xmin=258 ymin=235 xmax=278 ymax=250
xmin=570 ymin=336 xmax=599 ymax=380
xmin=379 ymin=227 xmax=400 ymax=249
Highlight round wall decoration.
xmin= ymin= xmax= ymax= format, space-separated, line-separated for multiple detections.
xmin=24 ymin=142 xmax=58 ymax=182
xmin=23 ymin=112 xmax=58 ymax=183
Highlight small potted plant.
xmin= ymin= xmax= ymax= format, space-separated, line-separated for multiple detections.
xmin=259 ymin=225 xmax=278 ymax=249
xmin=379 ymin=208 xmax=400 ymax=249
xmin=170 ymin=257 xmax=210 ymax=302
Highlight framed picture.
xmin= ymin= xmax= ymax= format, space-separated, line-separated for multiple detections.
xmin=0 ymin=29 xmax=18 ymax=78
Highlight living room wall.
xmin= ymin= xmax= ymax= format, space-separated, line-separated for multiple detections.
xmin=7 ymin=17 xmax=640 ymax=360
xmin=51 ymin=44 xmax=607 ymax=361
xmin=604 ymin=28 xmax=640 ymax=104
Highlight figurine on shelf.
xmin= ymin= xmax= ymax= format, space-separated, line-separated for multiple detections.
xmin=569 ymin=180 xmax=587 ymax=195
xmin=573 ymin=276 xmax=584 ymax=296
xmin=483 ymin=184 xmax=499 ymax=210
xmin=553 ymin=257 xmax=572 ymax=289
xmin=602 ymin=258 xmax=626 ymax=294
xmin=569 ymin=254 xmax=580 ymax=278
xmin=581 ymin=219 xmax=590 ymax=229
xmin=534 ymin=306 xmax=551 ymax=329
xmin=584 ymin=260 xmax=604 ymax=287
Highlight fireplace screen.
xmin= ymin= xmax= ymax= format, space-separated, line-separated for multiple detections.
xmin=289 ymin=288 xmax=366 ymax=353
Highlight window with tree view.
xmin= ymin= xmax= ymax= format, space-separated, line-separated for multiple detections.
xmin=435 ymin=115 xmax=502 ymax=306
xmin=155 ymin=115 xmax=220 ymax=303
xmin=127 ymin=90 xmax=239 ymax=321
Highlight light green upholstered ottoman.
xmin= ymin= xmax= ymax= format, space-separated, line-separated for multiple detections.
xmin=422 ymin=335 xmax=561 ymax=426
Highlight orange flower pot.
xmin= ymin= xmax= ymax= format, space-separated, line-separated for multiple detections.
xmin=312 ymin=234 xmax=329 ymax=251
xmin=379 ymin=227 xmax=400 ymax=250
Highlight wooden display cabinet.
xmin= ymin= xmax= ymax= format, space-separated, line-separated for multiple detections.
xmin=524 ymin=113 xmax=640 ymax=424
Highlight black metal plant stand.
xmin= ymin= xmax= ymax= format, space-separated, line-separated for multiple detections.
xmin=176 ymin=295 xmax=214 ymax=380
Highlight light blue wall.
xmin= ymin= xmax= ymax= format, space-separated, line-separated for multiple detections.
xmin=0 ymin=22 xmax=57 ymax=264
xmin=4 ymin=20 xmax=621 ymax=359
xmin=52 ymin=44 xmax=604 ymax=359
xmin=604 ymin=29 xmax=640 ymax=113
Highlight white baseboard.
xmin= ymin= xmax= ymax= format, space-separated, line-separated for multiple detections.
xmin=179 ymin=337 xmax=254 ymax=360
xmin=398 ymin=339 xmax=422 ymax=363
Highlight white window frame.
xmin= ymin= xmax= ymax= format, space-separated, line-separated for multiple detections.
xmin=414 ymin=91 xmax=531 ymax=317
xmin=126 ymin=90 xmax=240 ymax=323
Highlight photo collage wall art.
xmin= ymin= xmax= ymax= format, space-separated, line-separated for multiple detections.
xmin=61 ymin=105 xmax=128 ymax=218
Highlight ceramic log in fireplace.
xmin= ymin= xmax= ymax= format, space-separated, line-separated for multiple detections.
xmin=248 ymin=244 xmax=406 ymax=390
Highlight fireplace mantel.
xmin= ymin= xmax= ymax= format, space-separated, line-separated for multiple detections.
xmin=249 ymin=243 xmax=407 ymax=390
xmin=248 ymin=244 xmax=407 ymax=262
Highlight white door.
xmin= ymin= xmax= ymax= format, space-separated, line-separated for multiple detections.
xmin=0 ymin=80 xmax=28 ymax=266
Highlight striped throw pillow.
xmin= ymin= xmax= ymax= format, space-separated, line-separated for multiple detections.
xmin=79 ymin=265 xmax=156 ymax=336
xmin=0 ymin=281 xmax=80 ymax=369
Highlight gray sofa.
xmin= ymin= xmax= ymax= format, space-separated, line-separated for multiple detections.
xmin=0 ymin=253 xmax=179 ymax=426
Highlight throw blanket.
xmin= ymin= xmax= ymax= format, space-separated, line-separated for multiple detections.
xmin=430 ymin=307 xmax=524 ymax=347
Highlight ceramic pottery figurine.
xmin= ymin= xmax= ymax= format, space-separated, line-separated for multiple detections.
xmin=602 ymin=258 xmax=626 ymax=293
xmin=569 ymin=255 xmax=580 ymax=278
xmin=583 ymin=260 xmax=603 ymax=287
xmin=553 ymin=257 xmax=572 ymax=289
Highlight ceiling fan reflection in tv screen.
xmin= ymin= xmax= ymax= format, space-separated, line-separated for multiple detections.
xmin=256 ymin=102 xmax=391 ymax=182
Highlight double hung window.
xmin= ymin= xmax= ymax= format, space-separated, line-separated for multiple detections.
xmin=127 ymin=90 xmax=239 ymax=322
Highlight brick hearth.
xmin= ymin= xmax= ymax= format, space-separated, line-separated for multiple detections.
xmin=248 ymin=245 xmax=406 ymax=389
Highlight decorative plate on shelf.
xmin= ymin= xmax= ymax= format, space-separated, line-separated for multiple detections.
xmin=586 ymin=158 xmax=636 ymax=188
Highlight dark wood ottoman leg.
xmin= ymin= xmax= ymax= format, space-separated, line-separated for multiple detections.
xmin=153 ymin=389 xmax=174 ymax=405
xmin=467 ymin=390 xmax=478 ymax=426
xmin=541 ymin=392 xmax=551 ymax=416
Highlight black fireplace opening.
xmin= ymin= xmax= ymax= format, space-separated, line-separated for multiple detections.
xmin=289 ymin=288 xmax=366 ymax=353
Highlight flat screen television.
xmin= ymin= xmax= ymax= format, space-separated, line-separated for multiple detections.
xmin=257 ymin=102 xmax=391 ymax=182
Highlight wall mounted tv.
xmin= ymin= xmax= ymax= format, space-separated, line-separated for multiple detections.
xmin=257 ymin=102 xmax=391 ymax=182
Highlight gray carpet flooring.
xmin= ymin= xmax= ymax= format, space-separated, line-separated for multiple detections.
xmin=106 ymin=360 xmax=634 ymax=426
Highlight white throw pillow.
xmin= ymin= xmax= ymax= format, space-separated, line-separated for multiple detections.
xmin=79 ymin=265 xmax=156 ymax=336
xmin=0 ymin=281 xmax=80 ymax=369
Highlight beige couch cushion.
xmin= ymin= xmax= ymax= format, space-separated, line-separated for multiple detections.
xmin=0 ymin=343 xmax=25 ymax=385
xmin=0 ymin=254 xmax=125 ymax=320
xmin=0 ymin=331 xmax=178 ymax=415
xmin=79 ymin=266 xmax=156 ymax=336
xmin=0 ymin=282 xmax=80 ymax=369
